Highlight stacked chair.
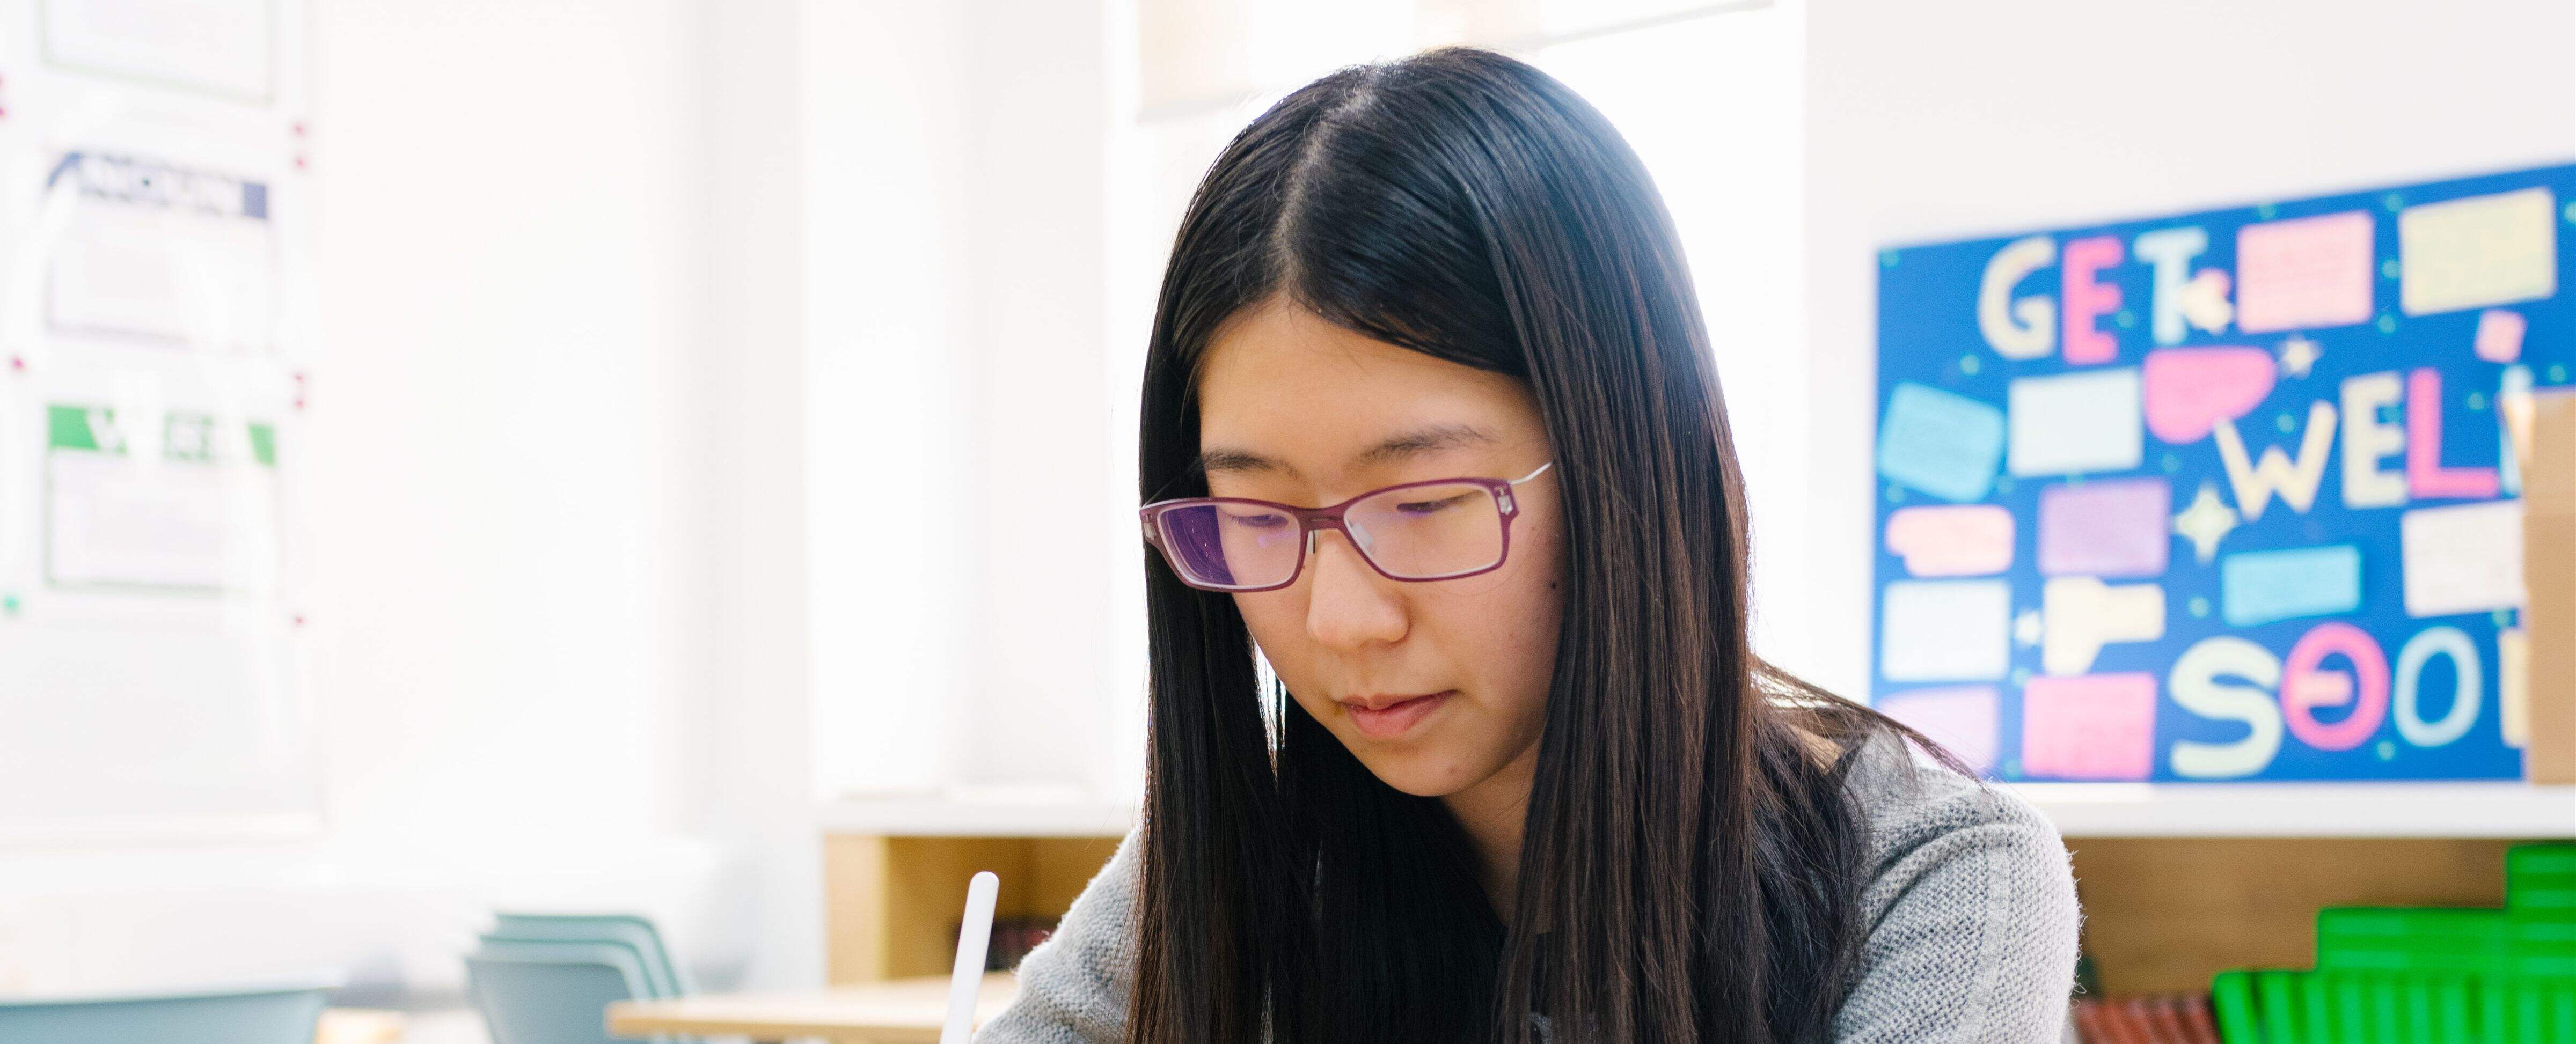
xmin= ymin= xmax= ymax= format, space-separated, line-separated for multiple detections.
xmin=2212 ymin=844 xmax=2576 ymax=1042
xmin=0 ymin=972 xmax=341 ymax=1043
xmin=465 ymin=911 xmax=691 ymax=1044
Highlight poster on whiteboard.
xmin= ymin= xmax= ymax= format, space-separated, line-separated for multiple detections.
xmin=1869 ymin=163 xmax=2572 ymax=782
xmin=40 ymin=0 xmax=275 ymax=102
xmin=43 ymin=150 xmax=279 ymax=352
xmin=43 ymin=402 xmax=281 ymax=592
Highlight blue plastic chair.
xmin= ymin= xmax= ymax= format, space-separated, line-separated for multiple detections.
xmin=466 ymin=939 xmax=665 ymax=1044
xmin=489 ymin=911 xmax=688 ymax=997
xmin=0 ymin=972 xmax=338 ymax=1044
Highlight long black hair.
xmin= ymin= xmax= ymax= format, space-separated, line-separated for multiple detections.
xmin=1131 ymin=46 xmax=1927 ymax=1043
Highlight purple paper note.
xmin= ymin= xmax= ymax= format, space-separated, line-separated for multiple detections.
xmin=1877 ymin=686 xmax=2000 ymax=774
xmin=2038 ymin=478 xmax=2171 ymax=578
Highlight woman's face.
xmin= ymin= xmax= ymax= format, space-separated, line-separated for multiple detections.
xmin=1194 ymin=297 xmax=1564 ymax=800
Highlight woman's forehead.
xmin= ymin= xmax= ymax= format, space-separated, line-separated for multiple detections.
xmin=1195 ymin=304 xmax=1541 ymax=471
xmin=1201 ymin=303 xmax=1460 ymax=400
xmin=1195 ymin=421 xmax=1506 ymax=484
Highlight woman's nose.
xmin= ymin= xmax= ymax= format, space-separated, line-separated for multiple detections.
xmin=1302 ymin=528 xmax=1408 ymax=649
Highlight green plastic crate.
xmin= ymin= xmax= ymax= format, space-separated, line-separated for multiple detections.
xmin=2515 ymin=846 xmax=2576 ymax=923
xmin=2209 ymin=846 xmax=2576 ymax=1041
xmin=2213 ymin=968 xmax=2575 ymax=1042
xmin=2318 ymin=907 xmax=2512 ymax=978
xmin=2516 ymin=918 xmax=2576 ymax=980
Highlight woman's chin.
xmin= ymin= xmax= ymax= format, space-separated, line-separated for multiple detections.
xmin=1353 ymin=752 xmax=1481 ymax=799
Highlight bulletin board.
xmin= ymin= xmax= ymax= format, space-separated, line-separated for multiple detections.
xmin=1868 ymin=163 xmax=2576 ymax=782
xmin=0 ymin=0 xmax=319 ymax=841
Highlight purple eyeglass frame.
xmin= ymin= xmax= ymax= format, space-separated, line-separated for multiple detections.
xmin=1138 ymin=460 xmax=1555 ymax=592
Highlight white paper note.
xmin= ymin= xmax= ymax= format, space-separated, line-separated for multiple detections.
xmin=1880 ymin=579 xmax=2011 ymax=682
xmin=2399 ymin=500 xmax=2525 ymax=617
xmin=2009 ymin=368 xmax=2144 ymax=477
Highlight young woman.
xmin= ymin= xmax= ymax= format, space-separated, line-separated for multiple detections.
xmin=979 ymin=46 xmax=2079 ymax=1044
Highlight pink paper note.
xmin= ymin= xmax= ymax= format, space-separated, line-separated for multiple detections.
xmin=1877 ymin=686 xmax=2000 ymax=774
xmin=1885 ymin=504 xmax=2015 ymax=577
xmin=2061 ymin=235 xmax=2125 ymax=364
xmin=2236 ymin=211 xmax=2375 ymax=333
xmin=2020 ymin=673 xmax=2157 ymax=780
xmin=2142 ymin=347 xmax=2277 ymax=443
xmin=2038 ymin=478 xmax=2170 ymax=578
xmin=2476 ymin=308 xmax=2527 ymax=363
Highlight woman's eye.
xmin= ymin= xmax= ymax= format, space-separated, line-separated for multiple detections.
xmin=1394 ymin=495 xmax=1471 ymax=516
xmin=1223 ymin=511 xmax=1290 ymax=528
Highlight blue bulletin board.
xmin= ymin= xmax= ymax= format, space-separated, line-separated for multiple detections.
xmin=1869 ymin=163 xmax=2576 ymax=782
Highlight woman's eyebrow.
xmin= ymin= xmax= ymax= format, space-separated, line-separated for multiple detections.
xmin=1194 ymin=422 xmax=1498 ymax=478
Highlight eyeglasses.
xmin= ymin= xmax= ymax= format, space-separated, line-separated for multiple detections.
xmin=1139 ymin=461 xmax=1554 ymax=592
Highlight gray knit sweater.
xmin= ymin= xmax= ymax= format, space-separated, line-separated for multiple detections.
xmin=976 ymin=732 xmax=2083 ymax=1042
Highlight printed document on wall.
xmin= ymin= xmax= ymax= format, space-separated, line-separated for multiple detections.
xmin=41 ymin=0 xmax=275 ymax=101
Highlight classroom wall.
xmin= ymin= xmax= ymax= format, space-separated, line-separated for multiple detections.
xmin=957 ymin=0 xmax=1125 ymax=799
xmin=1796 ymin=0 xmax=2576 ymax=700
xmin=310 ymin=0 xmax=709 ymax=884
xmin=803 ymin=0 xmax=980 ymax=802
xmin=0 ymin=0 xmax=826 ymax=1005
xmin=803 ymin=0 xmax=1129 ymax=805
xmin=0 ymin=0 xmax=1120 ymax=1006
xmin=705 ymin=0 xmax=825 ymax=996
xmin=28 ymin=0 xmax=2563 ymax=1013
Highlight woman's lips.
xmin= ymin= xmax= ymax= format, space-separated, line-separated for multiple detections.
xmin=1345 ymin=690 xmax=1455 ymax=739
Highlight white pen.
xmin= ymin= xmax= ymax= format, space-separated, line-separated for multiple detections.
xmin=940 ymin=870 xmax=1001 ymax=1044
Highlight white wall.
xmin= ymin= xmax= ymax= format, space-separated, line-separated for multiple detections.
xmin=0 ymin=0 xmax=1123 ymax=1012
xmin=0 ymin=0 xmax=828 ymax=1014
xmin=309 ymin=0 xmax=707 ymax=877
xmin=1799 ymin=0 xmax=2576 ymax=699
xmin=806 ymin=0 xmax=1128 ymax=803
xmin=804 ymin=0 xmax=979 ymax=802
xmin=706 ymin=0 xmax=825 ymax=996
xmin=960 ymin=0 xmax=1124 ymax=797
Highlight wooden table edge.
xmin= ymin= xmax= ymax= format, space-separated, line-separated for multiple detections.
xmin=604 ymin=972 xmax=1018 ymax=1043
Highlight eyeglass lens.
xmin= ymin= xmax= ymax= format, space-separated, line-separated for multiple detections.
xmin=1154 ymin=481 xmax=1507 ymax=589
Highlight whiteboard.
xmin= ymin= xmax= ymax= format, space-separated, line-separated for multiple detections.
xmin=0 ymin=0 xmax=318 ymax=842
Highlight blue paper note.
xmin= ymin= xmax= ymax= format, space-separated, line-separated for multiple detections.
xmin=2221 ymin=545 xmax=2362 ymax=626
xmin=1877 ymin=382 xmax=2006 ymax=502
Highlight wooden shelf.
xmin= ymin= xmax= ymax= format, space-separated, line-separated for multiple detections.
xmin=821 ymin=782 xmax=2576 ymax=841
xmin=2068 ymin=837 xmax=2519 ymax=994
xmin=816 ymin=788 xmax=2571 ymax=994
xmin=2009 ymin=781 xmax=2576 ymax=839
xmin=819 ymin=792 xmax=1138 ymax=839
